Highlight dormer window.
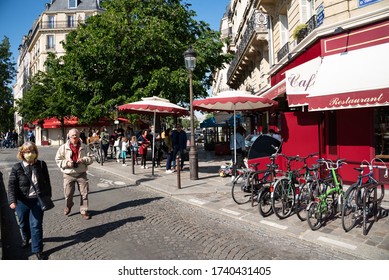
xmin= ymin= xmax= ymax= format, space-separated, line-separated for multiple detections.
xmin=69 ymin=0 xmax=77 ymax=9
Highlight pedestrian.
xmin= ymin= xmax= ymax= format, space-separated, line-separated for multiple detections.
xmin=138 ymin=129 xmax=150 ymax=169
xmin=150 ymin=125 xmax=163 ymax=168
xmin=114 ymin=135 xmax=122 ymax=162
xmin=121 ymin=137 xmax=129 ymax=166
xmin=55 ymin=128 xmax=93 ymax=220
xmin=230 ymin=125 xmax=246 ymax=177
xmin=12 ymin=129 xmax=18 ymax=148
xmin=79 ymin=129 xmax=87 ymax=144
xmin=172 ymin=124 xmax=187 ymax=171
xmin=164 ymin=128 xmax=175 ymax=173
xmin=100 ymin=126 xmax=110 ymax=160
xmin=109 ymin=129 xmax=118 ymax=159
xmin=130 ymin=135 xmax=139 ymax=165
xmin=27 ymin=129 xmax=35 ymax=143
xmin=7 ymin=141 xmax=52 ymax=260
xmin=268 ymin=129 xmax=282 ymax=142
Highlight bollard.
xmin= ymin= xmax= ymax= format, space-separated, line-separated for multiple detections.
xmin=131 ymin=149 xmax=135 ymax=174
xmin=176 ymin=155 xmax=181 ymax=189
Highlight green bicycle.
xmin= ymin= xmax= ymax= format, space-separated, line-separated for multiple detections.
xmin=307 ymin=158 xmax=346 ymax=230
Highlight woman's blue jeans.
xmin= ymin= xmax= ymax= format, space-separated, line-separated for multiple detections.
xmin=15 ymin=198 xmax=44 ymax=253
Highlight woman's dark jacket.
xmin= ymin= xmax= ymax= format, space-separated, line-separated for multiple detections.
xmin=8 ymin=160 xmax=52 ymax=205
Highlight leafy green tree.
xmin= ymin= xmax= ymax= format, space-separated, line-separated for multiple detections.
xmin=0 ymin=36 xmax=16 ymax=132
xmin=60 ymin=0 xmax=231 ymax=123
xmin=16 ymin=53 xmax=77 ymax=138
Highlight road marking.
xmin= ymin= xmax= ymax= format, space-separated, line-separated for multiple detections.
xmin=318 ymin=236 xmax=357 ymax=250
xmin=260 ymin=220 xmax=288 ymax=230
xmin=114 ymin=181 xmax=127 ymax=186
xmin=87 ymin=171 xmax=95 ymax=176
xmin=188 ymin=198 xmax=207 ymax=205
xmin=220 ymin=208 xmax=241 ymax=216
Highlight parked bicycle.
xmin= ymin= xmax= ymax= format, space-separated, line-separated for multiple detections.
xmin=257 ymin=155 xmax=281 ymax=217
xmin=342 ymin=158 xmax=388 ymax=235
xmin=88 ymin=140 xmax=104 ymax=166
xmin=307 ymin=158 xmax=347 ymax=230
xmin=232 ymin=141 xmax=282 ymax=208
xmin=271 ymin=154 xmax=302 ymax=219
xmin=295 ymin=152 xmax=319 ymax=221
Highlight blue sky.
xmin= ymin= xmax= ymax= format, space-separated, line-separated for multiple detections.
xmin=0 ymin=0 xmax=230 ymax=64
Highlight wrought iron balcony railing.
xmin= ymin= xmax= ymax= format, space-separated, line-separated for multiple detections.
xmin=227 ymin=10 xmax=268 ymax=84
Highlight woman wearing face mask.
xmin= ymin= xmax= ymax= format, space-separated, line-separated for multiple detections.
xmin=8 ymin=141 xmax=52 ymax=260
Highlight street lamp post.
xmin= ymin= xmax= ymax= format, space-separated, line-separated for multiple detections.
xmin=183 ymin=46 xmax=198 ymax=180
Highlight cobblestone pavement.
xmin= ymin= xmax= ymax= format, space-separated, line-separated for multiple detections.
xmin=1 ymin=146 xmax=388 ymax=260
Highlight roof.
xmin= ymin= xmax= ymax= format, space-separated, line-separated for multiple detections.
xmin=45 ymin=0 xmax=104 ymax=12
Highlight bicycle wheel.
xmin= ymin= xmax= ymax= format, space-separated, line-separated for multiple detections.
xmin=258 ymin=186 xmax=273 ymax=217
xmin=296 ymin=182 xmax=311 ymax=221
xmin=231 ymin=173 xmax=251 ymax=205
xmin=307 ymin=201 xmax=322 ymax=230
xmin=250 ymin=173 xmax=262 ymax=207
xmin=342 ymin=185 xmax=359 ymax=232
xmin=272 ymin=178 xmax=296 ymax=219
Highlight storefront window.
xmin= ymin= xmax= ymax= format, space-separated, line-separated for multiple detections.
xmin=375 ymin=107 xmax=389 ymax=161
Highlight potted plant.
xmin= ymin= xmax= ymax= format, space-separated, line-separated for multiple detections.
xmin=293 ymin=23 xmax=308 ymax=41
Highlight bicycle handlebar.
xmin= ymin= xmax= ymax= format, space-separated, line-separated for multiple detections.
xmin=317 ymin=158 xmax=347 ymax=170
xmin=360 ymin=157 xmax=389 ymax=178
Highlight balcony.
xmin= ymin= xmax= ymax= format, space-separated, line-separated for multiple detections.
xmin=295 ymin=15 xmax=317 ymax=44
xmin=31 ymin=20 xmax=85 ymax=40
xmin=227 ymin=9 xmax=268 ymax=88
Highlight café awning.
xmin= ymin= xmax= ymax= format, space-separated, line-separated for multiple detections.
xmin=307 ymin=42 xmax=389 ymax=111
xmin=285 ymin=56 xmax=322 ymax=107
xmin=260 ymin=79 xmax=286 ymax=100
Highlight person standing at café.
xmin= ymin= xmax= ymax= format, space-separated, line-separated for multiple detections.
xmin=138 ymin=129 xmax=150 ymax=169
xmin=230 ymin=125 xmax=246 ymax=177
xmin=55 ymin=128 xmax=93 ymax=220
xmin=172 ymin=124 xmax=187 ymax=171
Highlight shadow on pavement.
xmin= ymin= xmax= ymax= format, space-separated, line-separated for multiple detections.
xmin=43 ymin=216 xmax=145 ymax=257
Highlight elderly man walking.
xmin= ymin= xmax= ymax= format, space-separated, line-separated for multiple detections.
xmin=55 ymin=128 xmax=93 ymax=220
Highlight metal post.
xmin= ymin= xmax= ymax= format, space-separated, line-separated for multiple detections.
xmin=176 ymin=155 xmax=181 ymax=189
xmin=188 ymin=71 xmax=198 ymax=180
xmin=131 ymin=149 xmax=135 ymax=174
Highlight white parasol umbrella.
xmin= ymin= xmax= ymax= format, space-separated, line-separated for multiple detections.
xmin=193 ymin=90 xmax=277 ymax=167
xmin=118 ymin=96 xmax=189 ymax=175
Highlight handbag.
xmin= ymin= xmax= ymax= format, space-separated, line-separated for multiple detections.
xmin=20 ymin=162 xmax=55 ymax=211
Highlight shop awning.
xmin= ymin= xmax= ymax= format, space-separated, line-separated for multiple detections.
xmin=285 ymin=56 xmax=322 ymax=107
xmin=307 ymin=42 xmax=389 ymax=111
xmin=260 ymin=79 xmax=286 ymax=100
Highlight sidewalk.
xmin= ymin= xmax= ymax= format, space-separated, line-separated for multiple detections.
xmin=90 ymin=147 xmax=389 ymax=260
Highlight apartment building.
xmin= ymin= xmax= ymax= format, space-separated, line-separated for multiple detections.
xmin=213 ymin=0 xmax=389 ymax=185
xmin=13 ymin=0 xmax=103 ymax=145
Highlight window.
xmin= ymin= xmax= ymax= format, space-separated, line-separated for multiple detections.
xmin=279 ymin=15 xmax=288 ymax=47
xmin=47 ymin=35 xmax=54 ymax=49
xmin=67 ymin=15 xmax=75 ymax=27
xmin=375 ymin=107 xmax=389 ymax=161
xmin=300 ymin=0 xmax=314 ymax=23
xmin=69 ymin=0 xmax=77 ymax=8
xmin=48 ymin=15 xmax=55 ymax=29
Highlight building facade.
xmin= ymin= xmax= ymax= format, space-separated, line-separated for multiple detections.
xmin=13 ymin=0 xmax=103 ymax=145
xmin=213 ymin=0 xmax=389 ymax=185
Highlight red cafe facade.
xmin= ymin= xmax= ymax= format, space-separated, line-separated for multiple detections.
xmin=261 ymin=18 xmax=389 ymax=187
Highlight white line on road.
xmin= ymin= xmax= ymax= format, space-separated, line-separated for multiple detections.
xmin=220 ymin=208 xmax=241 ymax=216
xmin=188 ymin=198 xmax=207 ymax=205
xmin=260 ymin=220 xmax=288 ymax=230
xmin=318 ymin=236 xmax=357 ymax=250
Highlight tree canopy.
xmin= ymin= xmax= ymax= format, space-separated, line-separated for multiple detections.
xmin=0 ymin=36 xmax=16 ymax=132
xmin=18 ymin=0 xmax=231 ymax=128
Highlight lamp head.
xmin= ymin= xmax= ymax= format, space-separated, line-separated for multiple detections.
xmin=183 ymin=46 xmax=197 ymax=71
